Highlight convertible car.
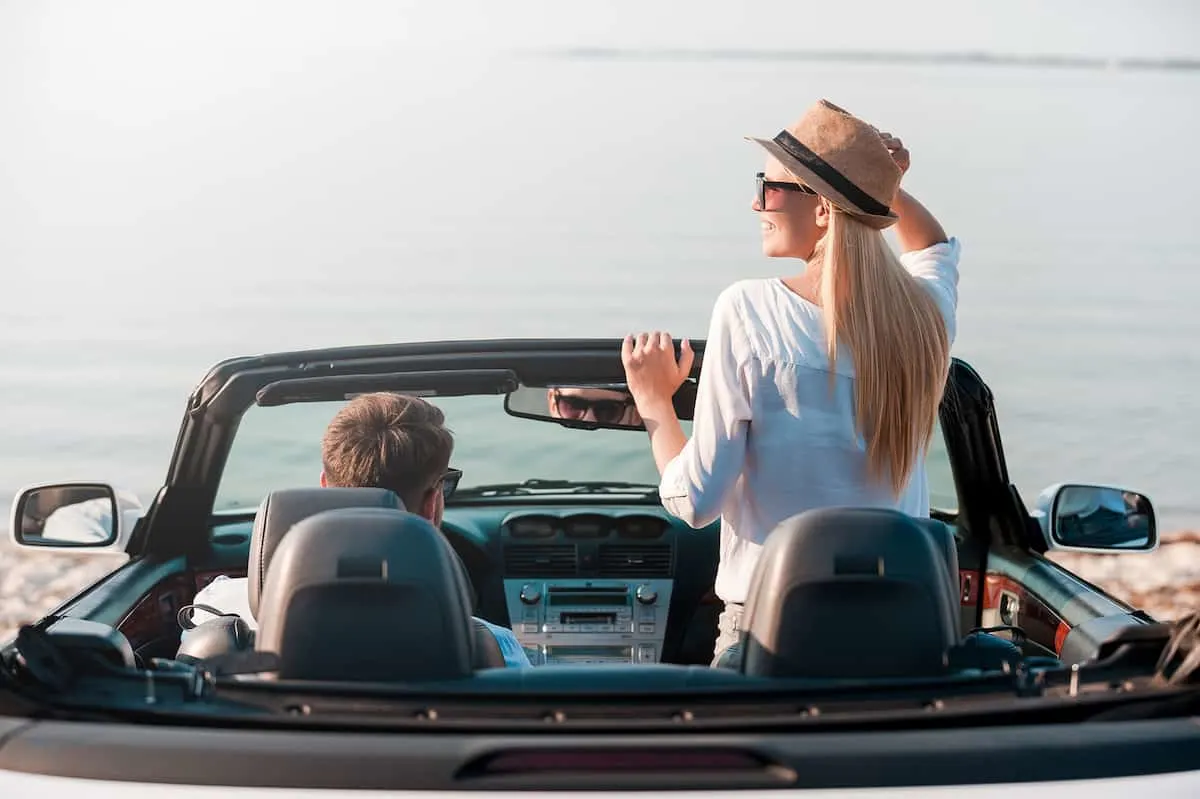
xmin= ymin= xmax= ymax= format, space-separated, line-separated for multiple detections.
xmin=2 ymin=338 xmax=1198 ymax=795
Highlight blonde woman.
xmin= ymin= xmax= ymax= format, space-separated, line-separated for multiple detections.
xmin=621 ymin=100 xmax=959 ymax=662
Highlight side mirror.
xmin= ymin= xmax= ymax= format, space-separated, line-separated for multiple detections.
xmin=1032 ymin=483 xmax=1158 ymax=554
xmin=8 ymin=482 xmax=142 ymax=553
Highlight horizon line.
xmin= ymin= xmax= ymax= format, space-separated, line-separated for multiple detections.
xmin=523 ymin=46 xmax=1200 ymax=72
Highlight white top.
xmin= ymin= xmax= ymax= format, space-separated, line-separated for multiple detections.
xmin=659 ymin=238 xmax=961 ymax=604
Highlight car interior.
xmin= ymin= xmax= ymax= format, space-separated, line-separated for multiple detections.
xmin=14 ymin=347 xmax=1154 ymax=693
xmin=164 ymin=485 xmax=1037 ymax=687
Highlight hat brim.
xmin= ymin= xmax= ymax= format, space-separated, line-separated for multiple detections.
xmin=746 ymin=136 xmax=899 ymax=230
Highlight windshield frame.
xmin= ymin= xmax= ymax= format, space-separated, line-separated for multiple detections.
xmin=130 ymin=339 xmax=989 ymax=562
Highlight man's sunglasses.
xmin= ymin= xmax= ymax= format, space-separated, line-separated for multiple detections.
xmin=441 ymin=467 xmax=463 ymax=500
xmin=756 ymin=171 xmax=816 ymax=209
xmin=551 ymin=391 xmax=635 ymax=425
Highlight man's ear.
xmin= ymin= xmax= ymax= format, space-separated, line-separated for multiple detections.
xmin=419 ymin=488 xmax=439 ymax=521
xmin=319 ymin=471 xmax=328 ymax=487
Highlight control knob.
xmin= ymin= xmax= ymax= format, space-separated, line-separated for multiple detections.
xmin=635 ymin=584 xmax=658 ymax=605
xmin=518 ymin=584 xmax=542 ymax=605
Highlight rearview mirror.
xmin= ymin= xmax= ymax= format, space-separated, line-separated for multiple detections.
xmin=9 ymin=482 xmax=142 ymax=552
xmin=504 ymin=381 xmax=697 ymax=430
xmin=1033 ymin=483 xmax=1158 ymax=554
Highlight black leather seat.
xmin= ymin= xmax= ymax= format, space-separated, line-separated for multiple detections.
xmin=249 ymin=488 xmax=403 ymax=619
xmin=916 ymin=516 xmax=960 ymax=623
xmin=177 ymin=487 xmax=506 ymax=671
xmin=255 ymin=507 xmax=477 ymax=682
xmin=912 ymin=515 xmax=1025 ymax=671
xmin=733 ymin=507 xmax=962 ymax=679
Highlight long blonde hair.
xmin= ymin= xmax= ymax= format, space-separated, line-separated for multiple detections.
xmin=813 ymin=206 xmax=950 ymax=496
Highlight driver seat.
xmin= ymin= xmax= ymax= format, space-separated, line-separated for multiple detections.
xmin=256 ymin=507 xmax=478 ymax=681
xmin=176 ymin=487 xmax=505 ymax=671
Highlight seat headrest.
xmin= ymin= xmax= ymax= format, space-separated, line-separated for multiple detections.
xmin=740 ymin=507 xmax=960 ymax=679
xmin=915 ymin=516 xmax=961 ymax=628
xmin=255 ymin=507 xmax=476 ymax=682
xmin=248 ymin=487 xmax=403 ymax=618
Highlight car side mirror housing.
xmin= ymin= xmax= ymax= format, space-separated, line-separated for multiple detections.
xmin=8 ymin=481 xmax=142 ymax=553
xmin=1032 ymin=482 xmax=1158 ymax=554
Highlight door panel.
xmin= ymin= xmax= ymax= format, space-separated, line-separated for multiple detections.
xmin=985 ymin=545 xmax=1143 ymax=663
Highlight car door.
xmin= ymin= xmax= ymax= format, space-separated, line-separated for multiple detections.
xmin=938 ymin=360 xmax=1152 ymax=664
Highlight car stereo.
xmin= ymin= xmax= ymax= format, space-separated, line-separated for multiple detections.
xmin=503 ymin=579 xmax=674 ymax=665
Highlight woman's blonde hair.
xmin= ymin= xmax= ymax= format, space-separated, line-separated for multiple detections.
xmin=813 ymin=204 xmax=951 ymax=496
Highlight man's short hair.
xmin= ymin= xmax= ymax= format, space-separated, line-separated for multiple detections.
xmin=321 ymin=392 xmax=454 ymax=509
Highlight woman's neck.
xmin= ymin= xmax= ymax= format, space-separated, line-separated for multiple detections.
xmin=780 ymin=265 xmax=822 ymax=305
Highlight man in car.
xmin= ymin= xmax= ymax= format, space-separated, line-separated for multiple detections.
xmin=187 ymin=392 xmax=531 ymax=667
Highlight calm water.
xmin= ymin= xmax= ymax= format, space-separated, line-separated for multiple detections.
xmin=2 ymin=46 xmax=1198 ymax=531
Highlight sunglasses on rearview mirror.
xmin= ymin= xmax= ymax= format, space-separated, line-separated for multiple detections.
xmin=551 ymin=392 xmax=635 ymax=425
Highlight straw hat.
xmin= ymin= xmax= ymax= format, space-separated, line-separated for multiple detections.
xmin=747 ymin=99 xmax=901 ymax=229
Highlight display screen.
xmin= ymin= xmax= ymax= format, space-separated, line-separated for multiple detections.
xmin=545 ymin=645 xmax=633 ymax=664
xmin=548 ymin=592 xmax=630 ymax=606
xmin=560 ymin=612 xmax=617 ymax=625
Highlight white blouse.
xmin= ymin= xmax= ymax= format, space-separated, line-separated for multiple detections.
xmin=658 ymin=239 xmax=961 ymax=604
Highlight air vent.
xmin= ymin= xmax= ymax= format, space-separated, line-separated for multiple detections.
xmin=504 ymin=544 xmax=577 ymax=577
xmin=617 ymin=516 xmax=667 ymax=539
xmin=563 ymin=515 xmax=611 ymax=539
xmin=507 ymin=517 xmax=557 ymax=538
xmin=598 ymin=544 xmax=672 ymax=577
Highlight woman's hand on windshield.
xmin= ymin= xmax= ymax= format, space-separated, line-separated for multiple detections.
xmin=621 ymin=332 xmax=694 ymax=418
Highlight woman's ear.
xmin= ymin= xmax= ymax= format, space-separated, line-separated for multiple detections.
xmin=814 ymin=198 xmax=832 ymax=230
xmin=319 ymin=471 xmax=328 ymax=487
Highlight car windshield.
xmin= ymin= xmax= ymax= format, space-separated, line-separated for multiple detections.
xmin=216 ymin=394 xmax=683 ymax=510
xmin=214 ymin=390 xmax=958 ymax=515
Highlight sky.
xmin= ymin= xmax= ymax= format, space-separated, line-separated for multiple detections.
xmin=0 ymin=0 xmax=1197 ymax=64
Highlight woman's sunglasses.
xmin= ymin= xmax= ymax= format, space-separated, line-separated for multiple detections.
xmin=551 ymin=391 xmax=635 ymax=425
xmin=756 ymin=172 xmax=816 ymax=209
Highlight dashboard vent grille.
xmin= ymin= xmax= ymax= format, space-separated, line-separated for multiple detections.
xmin=616 ymin=516 xmax=668 ymax=539
xmin=598 ymin=544 xmax=672 ymax=577
xmin=504 ymin=544 xmax=577 ymax=577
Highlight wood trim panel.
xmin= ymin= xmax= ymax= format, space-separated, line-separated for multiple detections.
xmin=983 ymin=573 xmax=1070 ymax=655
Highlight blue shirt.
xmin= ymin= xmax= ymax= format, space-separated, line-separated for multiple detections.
xmin=474 ymin=617 xmax=532 ymax=667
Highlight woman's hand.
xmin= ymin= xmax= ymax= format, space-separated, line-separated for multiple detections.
xmin=876 ymin=130 xmax=910 ymax=179
xmin=873 ymin=129 xmax=948 ymax=250
xmin=621 ymin=332 xmax=694 ymax=417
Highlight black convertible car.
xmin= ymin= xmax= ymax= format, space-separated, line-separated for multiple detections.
xmin=2 ymin=338 xmax=1198 ymax=795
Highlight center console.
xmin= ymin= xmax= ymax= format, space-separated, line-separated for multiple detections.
xmin=503 ymin=578 xmax=674 ymax=665
xmin=498 ymin=510 xmax=678 ymax=666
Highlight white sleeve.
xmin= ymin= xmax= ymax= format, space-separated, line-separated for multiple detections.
xmin=900 ymin=237 xmax=961 ymax=344
xmin=658 ymin=287 xmax=754 ymax=528
xmin=187 ymin=576 xmax=257 ymax=630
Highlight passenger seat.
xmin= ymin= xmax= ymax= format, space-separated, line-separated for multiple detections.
xmin=714 ymin=507 xmax=1024 ymax=677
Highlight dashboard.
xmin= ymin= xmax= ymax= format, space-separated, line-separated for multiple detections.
xmin=439 ymin=503 xmax=721 ymax=667
xmin=204 ymin=501 xmax=722 ymax=667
